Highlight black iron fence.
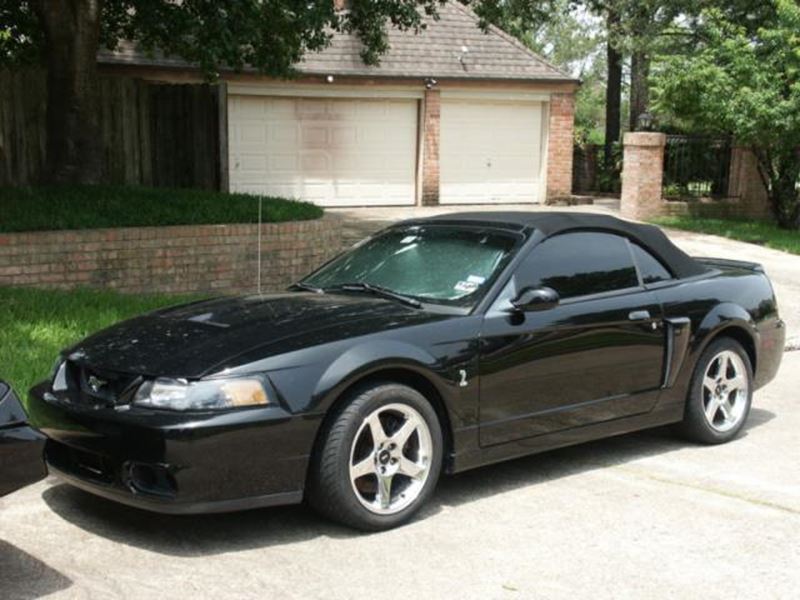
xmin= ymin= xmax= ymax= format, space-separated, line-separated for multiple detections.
xmin=663 ymin=135 xmax=733 ymax=199
xmin=572 ymin=143 xmax=622 ymax=194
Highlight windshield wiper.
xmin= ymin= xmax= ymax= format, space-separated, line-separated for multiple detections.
xmin=331 ymin=282 xmax=422 ymax=309
xmin=288 ymin=282 xmax=324 ymax=293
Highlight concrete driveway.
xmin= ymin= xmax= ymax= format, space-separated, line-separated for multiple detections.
xmin=2 ymin=351 xmax=798 ymax=599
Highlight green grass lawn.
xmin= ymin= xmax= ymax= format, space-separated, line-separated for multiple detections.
xmin=0 ymin=286 xmax=203 ymax=403
xmin=0 ymin=185 xmax=323 ymax=233
xmin=652 ymin=216 xmax=800 ymax=256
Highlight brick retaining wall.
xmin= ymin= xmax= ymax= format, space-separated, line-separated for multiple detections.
xmin=0 ymin=217 xmax=343 ymax=294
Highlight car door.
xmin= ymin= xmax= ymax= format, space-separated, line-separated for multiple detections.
xmin=478 ymin=231 xmax=666 ymax=446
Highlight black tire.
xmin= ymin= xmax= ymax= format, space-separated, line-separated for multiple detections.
xmin=307 ymin=382 xmax=443 ymax=531
xmin=680 ymin=337 xmax=753 ymax=444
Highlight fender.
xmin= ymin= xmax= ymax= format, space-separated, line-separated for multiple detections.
xmin=314 ymin=340 xmax=458 ymax=414
xmin=688 ymin=302 xmax=759 ymax=373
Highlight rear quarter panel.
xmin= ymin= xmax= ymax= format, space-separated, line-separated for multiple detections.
xmin=654 ymin=268 xmax=784 ymax=410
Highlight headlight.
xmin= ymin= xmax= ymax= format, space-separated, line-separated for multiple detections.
xmin=52 ymin=358 xmax=68 ymax=392
xmin=133 ymin=376 xmax=271 ymax=411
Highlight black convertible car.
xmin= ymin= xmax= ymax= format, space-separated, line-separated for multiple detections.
xmin=29 ymin=212 xmax=784 ymax=530
xmin=1 ymin=381 xmax=47 ymax=497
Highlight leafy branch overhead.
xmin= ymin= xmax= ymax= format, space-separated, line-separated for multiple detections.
xmin=3 ymin=1 xmax=451 ymax=77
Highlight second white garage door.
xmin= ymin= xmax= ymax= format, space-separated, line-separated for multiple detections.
xmin=440 ymin=99 xmax=546 ymax=204
xmin=229 ymin=95 xmax=418 ymax=206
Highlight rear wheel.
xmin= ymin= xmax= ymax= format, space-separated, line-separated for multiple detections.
xmin=681 ymin=337 xmax=753 ymax=444
xmin=307 ymin=383 xmax=443 ymax=531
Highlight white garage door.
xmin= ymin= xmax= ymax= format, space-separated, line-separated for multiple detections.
xmin=229 ymin=95 xmax=418 ymax=206
xmin=440 ymin=99 xmax=546 ymax=204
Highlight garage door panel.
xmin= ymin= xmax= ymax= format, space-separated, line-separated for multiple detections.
xmin=238 ymin=154 xmax=268 ymax=172
xmin=328 ymin=126 xmax=354 ymax=146
xmin=230 ymin=95 xmax=416 ymax=206
xmin=270 ymin=124 xmax=298 ymax=145
xmin=239 ymin=126 xmax=267 ymax=144
xmin=268 ymin=154 xmax=300 ymax=172
xmin=440 ymin=98 xmax=545 ymax=205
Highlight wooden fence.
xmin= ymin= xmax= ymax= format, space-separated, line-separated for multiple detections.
xmin=0 ymin=69 xmax=222 ymax=189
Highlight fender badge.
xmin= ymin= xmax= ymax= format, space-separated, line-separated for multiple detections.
xmin=458 ymin=369 xmax=469 ymax=388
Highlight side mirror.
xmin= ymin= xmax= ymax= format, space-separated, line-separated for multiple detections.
xmin=509 ymin=286 xmax=560 ymax=312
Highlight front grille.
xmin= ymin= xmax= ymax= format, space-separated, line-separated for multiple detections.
xmin=63 ymin=361 xmax=142 ymax=408
xmin=45 ymin=440 xmax=116 ymax=485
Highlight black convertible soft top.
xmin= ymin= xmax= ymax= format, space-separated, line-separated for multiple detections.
xmin=405 ymin=211 xmax=709 ymax=280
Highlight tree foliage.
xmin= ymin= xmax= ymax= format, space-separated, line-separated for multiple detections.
xmin=0 ymin=0 xmax=459 ymax=184
xmin=653 ymin=0 xmax=800 ymax=227
xmin=2 ymin=1 xmax=453 ymax=76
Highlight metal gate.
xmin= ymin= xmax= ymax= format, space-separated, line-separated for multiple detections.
xmin=663 ymin=135 xmax=732 ymax=199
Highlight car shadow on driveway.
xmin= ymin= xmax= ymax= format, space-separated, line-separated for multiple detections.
xmin=41 ymin=408 xmax=774 ymax=556
xmin=428 ymin=407 xmax=774 ymax=512
xmin=0 ymin=540 xmax=73 ymax=600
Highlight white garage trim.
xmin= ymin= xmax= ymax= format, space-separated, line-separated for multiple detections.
xmin=440 ymin=89 xmax=552 ymax=103
xmin=228 ymin=83 xmax=424 ymax=100
xmin=439 ymin=97 xmax=548 ymax=205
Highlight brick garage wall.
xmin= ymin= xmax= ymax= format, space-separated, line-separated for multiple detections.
xmin=546 ymin=93 xmax=576 ymax=200
xmin=0 ymin=218 xmax=342 ymax=294
xmin=421 ymin=89 xmax=441 ymax=206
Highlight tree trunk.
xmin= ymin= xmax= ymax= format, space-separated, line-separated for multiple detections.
xmin=33 ymin=0 xmax=104 ymax=184
xmin=604 ymin=12 xmax=622 ymax=171
xmin=755 ymin=148 xmax=800 ymax=229
xmin=629 ymin=51 xmax=650 ymax=131
xmin=769 ymin=167 xmax=800 ymax=229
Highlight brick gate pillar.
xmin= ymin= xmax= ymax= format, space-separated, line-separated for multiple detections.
xmin=620 ymin=132 xmax=667 ymax=221
xmin=728 ymin=145 xmax=772 ymax=219
xmin=421 ymin=89 xmax=441 ymax=206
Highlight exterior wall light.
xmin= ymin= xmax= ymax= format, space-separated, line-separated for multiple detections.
xmin=636 ymin=111 xmax=655 ymax=132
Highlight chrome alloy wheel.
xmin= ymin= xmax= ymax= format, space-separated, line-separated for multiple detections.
xmin=702 ymin=350 xmax=749 ymax=433
xmin=349 ymin=403 xmax=433 ymax=515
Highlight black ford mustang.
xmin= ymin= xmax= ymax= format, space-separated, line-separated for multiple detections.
xmin=29 ymin=213 xmax=784 ymax=530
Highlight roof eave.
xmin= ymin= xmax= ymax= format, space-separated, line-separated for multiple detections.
xmin=97 ymin=57 xmax=580 ymax=86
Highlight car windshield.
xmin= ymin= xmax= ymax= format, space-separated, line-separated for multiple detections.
xmin=302 ymin=225 xmax=520 ymax=308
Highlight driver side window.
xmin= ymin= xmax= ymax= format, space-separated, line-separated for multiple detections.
xmin=516 ymin=232 xmax=639 ymax=300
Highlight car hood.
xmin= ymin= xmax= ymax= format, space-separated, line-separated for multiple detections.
xmin=63 ymin=292 xmax=447 ymax=379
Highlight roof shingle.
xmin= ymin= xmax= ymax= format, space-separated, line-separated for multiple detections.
xmin=98 ymin=3 xmax=575 ymax=83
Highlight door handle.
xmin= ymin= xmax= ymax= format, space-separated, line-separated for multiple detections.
xmin=628 ymin=310 xmax=651 ymax=321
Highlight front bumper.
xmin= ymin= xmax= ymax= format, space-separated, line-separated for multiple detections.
xmin=28 ymin=382 xmax=320 ymax=513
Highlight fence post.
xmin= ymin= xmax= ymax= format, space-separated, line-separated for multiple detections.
xmin=621 ymin=132 xmax=667 ymax=221
xmin=728 ymin=144 xmax=772 ymax=219
xmin=217 ymin=82 xmax=229 ymax=193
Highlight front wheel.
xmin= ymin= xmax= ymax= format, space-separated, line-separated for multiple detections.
xmin=307 ymin=383 xmax=443 ymax=531
xmin=680 ymin=337 xmax=753 ymax=444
